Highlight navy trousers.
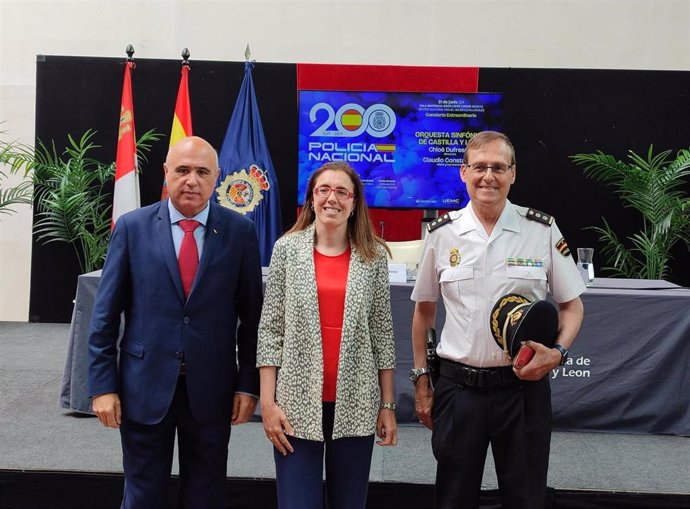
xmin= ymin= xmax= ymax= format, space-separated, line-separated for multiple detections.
xmin=432 ymin=375 xmax=551 ymax=509
xmin=119 ymin=376 xmax=232 ymax=509
xmin=273 ymin=402 xmax=375 ymax=509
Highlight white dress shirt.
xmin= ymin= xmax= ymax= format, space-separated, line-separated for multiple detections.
xmin=167 ymin=199 xmax=210 ymax=259
xmin=411 ymin=201 xmax=585 ymax=368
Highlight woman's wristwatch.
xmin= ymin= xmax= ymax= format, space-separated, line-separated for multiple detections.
xmin=380 ymin=401 xmax=396 ymax=411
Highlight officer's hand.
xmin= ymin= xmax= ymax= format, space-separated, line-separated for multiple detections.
xmin=92 ymin=393 xmax=121 ymax=428
xmin=513 ymin=340 xmax=561 ymax=381
xmin=414 ymin=376 xmax=434 ymax=430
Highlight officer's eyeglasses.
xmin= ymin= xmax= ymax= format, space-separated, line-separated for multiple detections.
xmin=313 ymin=186 xmax=354 ymax=200
xmin=465 ymin=163 xmax=514 ymax=175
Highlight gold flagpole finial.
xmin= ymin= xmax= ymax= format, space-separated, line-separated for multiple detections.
xmin=244 ymin=44 xmax=251 ymax=62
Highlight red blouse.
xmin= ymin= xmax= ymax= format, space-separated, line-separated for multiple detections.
xmin=314 ymin=246 xmax=351 ymax=402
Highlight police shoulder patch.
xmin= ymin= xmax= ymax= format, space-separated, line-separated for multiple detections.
xmin=556 ymin=237 xmax=571 ymax=257
xmin=427 ymin=213 xmax=452 ymax=233
xmin=526 ymin=208 xmax=554 ymax=226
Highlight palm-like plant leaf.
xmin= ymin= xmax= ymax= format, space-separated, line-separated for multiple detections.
xmin=1 ymin=127 xmax=36 ymax=218
xmin=587 ymin=220 xmax=639 ymax=278
xmin=2 ymin=128 xmax=160 ymax=272
xmin=0 ymin=139 xmax=37 ymax=176
xmin=134 ymin=129 xmax=165 ymax=169
xmin=572 ymin=146 xmax=690 ymax=281
xmin=0 ymin=179 xmax=33 ymax=215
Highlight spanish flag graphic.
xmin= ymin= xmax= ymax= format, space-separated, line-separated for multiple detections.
xmin=341 ymin=108 xmax=363 ymax=131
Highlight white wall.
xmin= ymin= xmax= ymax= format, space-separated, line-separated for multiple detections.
xmin=1 ymin=0 xmax=689 ymax=321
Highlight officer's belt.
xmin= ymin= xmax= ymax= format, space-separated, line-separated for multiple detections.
xmin=439 ymin=358 xmax=517 ymax=388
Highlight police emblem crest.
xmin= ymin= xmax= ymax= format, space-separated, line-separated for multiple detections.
xmin=216 ymin=164 xmax=271 ymax=214
xmin=449 ymin=248 xmax=460 ymax=267
xmin=370 ymin=110 xmax=392 ymax=132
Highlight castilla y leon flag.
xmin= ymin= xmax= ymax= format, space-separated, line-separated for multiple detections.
xmin=161 ymin=64 xmax=192 ymax=199
xmin=216 ymin=61 xmax=282 ymax=267
xmin=112 ymin=60 xmax=139 ymax=228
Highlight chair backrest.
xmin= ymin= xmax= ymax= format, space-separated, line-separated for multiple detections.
xmin=386 ymin=239 xmax=425 ymax=269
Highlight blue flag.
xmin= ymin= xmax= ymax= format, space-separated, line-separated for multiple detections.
xmin=217 ymin=61 xmax=282 ymax=267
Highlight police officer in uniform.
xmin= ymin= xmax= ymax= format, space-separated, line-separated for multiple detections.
xmin=411 ymin=131 xmax=585 ymax=509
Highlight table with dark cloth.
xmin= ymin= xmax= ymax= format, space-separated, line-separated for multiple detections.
xmin=61 ymin=273 xmax=690 ymax=436
xmin=60 ymin=270 xmax=105 ymax=415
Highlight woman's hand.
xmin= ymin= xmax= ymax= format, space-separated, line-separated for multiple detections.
xmin=261 ymin=400 xmax=295 ymax=456
xmin=376 ymin=408 xmax=398 ymax=446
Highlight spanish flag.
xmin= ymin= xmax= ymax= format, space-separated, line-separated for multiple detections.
xmin=161 ymin=64 xmax=192 ymax=199
xmin=112 ymin=60 xmax=139 ymax=228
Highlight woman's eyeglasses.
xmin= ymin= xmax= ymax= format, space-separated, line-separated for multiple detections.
xmin=313 ymin=186 xmax=354 ymax=200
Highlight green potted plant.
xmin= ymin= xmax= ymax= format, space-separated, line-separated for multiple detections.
xmin=571 ymin=146 xmax=690 ymax=281
xmin=0 ymin=128 xmax=34 ymax=217
xmin=0 ymin=128 xmax=162 ymax=273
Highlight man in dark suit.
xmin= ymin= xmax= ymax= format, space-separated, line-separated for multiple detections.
xmin=89 ymin=136 xmax=263 ymax=509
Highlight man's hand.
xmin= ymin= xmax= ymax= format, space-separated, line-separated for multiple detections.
xmin=231 ymin=393 xmax=258 ymax=425
xmin=513 ymin=340 xmax=561 ymax=381
xmin=92 ymin=393 xmax=121 ymax=428
xmin=415 ymin=376 xmax=434 ymax=429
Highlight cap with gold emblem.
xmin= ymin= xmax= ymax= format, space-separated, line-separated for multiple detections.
xmin=489 ymin=293 xmax=559 ymax=359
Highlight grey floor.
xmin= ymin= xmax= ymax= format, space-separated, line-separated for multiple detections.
xmin=1 ymin=321 xmax=688 ymax=495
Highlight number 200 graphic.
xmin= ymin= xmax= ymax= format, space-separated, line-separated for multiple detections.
xmin=309 ymin=102 xmax=397 ymax=138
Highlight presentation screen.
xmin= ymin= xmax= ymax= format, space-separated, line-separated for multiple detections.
xmin=297 ymin=90 xmax=503 ymax=209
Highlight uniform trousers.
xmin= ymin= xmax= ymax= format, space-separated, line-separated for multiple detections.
xmin=119 ymin=376 xmax=232 ymax=509
xmin=273 ymin=402 xmax=375 ymax=509
xmin=431 ymin=374 xmax=551 ymax=509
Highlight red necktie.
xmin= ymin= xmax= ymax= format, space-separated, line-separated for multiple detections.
xmin=178 ymin=219 xmax=200 ymax=299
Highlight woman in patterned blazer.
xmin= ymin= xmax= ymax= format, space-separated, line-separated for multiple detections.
xmin=257 ymin=161 xmax=397 ymax=509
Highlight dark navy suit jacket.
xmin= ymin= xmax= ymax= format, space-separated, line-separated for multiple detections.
xmin=88 ymin=200 xmax=263 ymax=425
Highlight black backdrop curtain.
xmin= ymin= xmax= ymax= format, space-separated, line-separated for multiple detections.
xmin=32 ymin=56 xmax=690 ymax=322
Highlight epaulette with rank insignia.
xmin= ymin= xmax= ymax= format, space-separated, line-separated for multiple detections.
xmin=427 ymin=213 xmax=452 ymax=232
xmin=526 ymin=208 xmax=554 ymax=226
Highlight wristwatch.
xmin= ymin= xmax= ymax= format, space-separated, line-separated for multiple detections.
xmin=409 ymin=367 xmax=431 ymax=384
xmin=553 ymin=344 xmax=569 ymax=366
xmin=380 ymin=402 xmax=396 ymax=411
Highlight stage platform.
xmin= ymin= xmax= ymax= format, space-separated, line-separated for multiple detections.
xmin=1 ymin=321 xmax=689 ymax=509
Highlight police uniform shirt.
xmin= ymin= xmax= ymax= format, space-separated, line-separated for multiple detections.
xmin=411 ymin=201 xmax=586 ymax=368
